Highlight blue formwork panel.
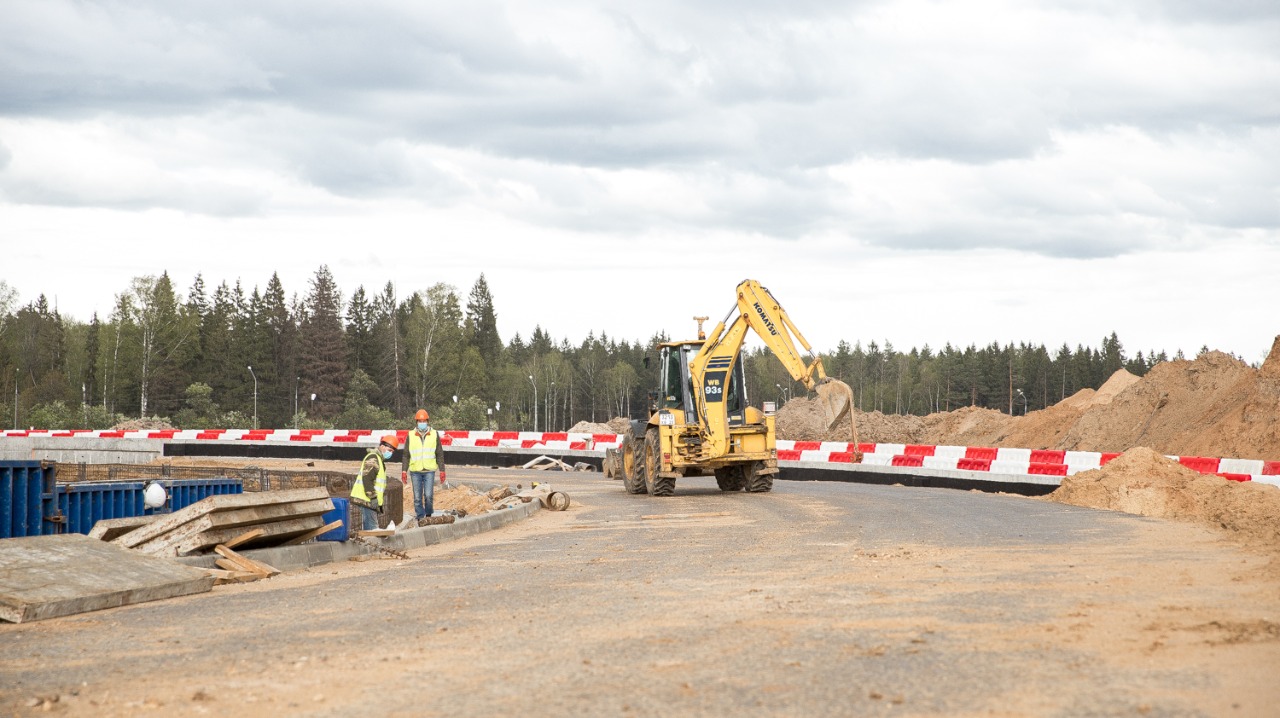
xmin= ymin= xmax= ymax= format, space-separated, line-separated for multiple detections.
xmin=317 ymin=497 xmax=349 ymax=542
xmin=153 ymin=478 xmax=244 ymax=513
xmin=1 ymin=461 xmax=57 ymax=539
xmin=57 ymin=482 xmax=146 ymax=535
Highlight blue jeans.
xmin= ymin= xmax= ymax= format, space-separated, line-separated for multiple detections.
xmin=360 ymin=505 xmax=380 ymax=531
xmin=410 ymin=471 xmax=436 ymax=520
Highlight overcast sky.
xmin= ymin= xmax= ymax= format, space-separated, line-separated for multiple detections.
xmin=2 ymin=0 xmax=1277 ymax=363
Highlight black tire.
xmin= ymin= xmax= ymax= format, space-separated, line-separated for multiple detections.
xmin=744 ymin=462 xmax=773 ymax=493
xmin=715 ymin=466 xmax=746 ymax=492
xmin=621 ymin=429 xmax=647 ymax=494
xmin=644 ymin=429 xmax=675 ymax=496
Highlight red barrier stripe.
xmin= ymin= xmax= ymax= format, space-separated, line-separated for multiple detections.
xmin=570 ymin=441 xmax=588 ymax=450
xmin=958 ymin=458 xmax=992 ymax=471
xmin=475 ymin=439 xmax=498 ymax=447
xmin=520 ymin=440 xmax=543 ymax=449
xmin=444 ymin=430 xmax=470 ymax=439
xmin=347 ymin=429 xmax=372 ymax=436
xmin=892 ymin=455 xmax=924 ymax=467
xmin=965 ymin=447 xmax=998 ymax=461
xmin=1262 ymin=461 xmax=1280 ymax=475
xmin=195 ymin=432 xmax=221 ymax=440
xmin=592 ymin=433 xmax=619 ymax=442
xmin=290 ymin=434 xmax=313 ymax=442
xmin=857 ymin=443 xmax=876 ymax=454
xmin=494 ymin=431 xmax=519 ymax=440
xmin=333 ymin=435 xmax=357 ymax=443
xmin=1030 ymin=449 xmax=1066 ymax=464
xmin=1218 ymin=473 xmax=1251 ymax=482
xmin=147 ymin=431 xmax=176 ymax=439
xmin=828 ymin=452 xmax=856 ymax=463
xmin=543 ymin=432 xmax=568 ymax=442
xmin=1178 ymin=456 xmax=1221 ymax=474
xmin=903 ymin=444 xmax=936 ymax=457
xmin=1028 ymin=462 xmax=1068 ymax=476
xmin=98 ymin=431 xmax=125 ymax=438
xmin=793 ymin=441 xmax=822 ymax=451
xmin=1101 ymin=453 xmax=1122 ymax=465
xmin=777 ymin=450 xmax=802 ymax=461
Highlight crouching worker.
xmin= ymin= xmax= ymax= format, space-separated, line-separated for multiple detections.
xmin=352 ymin=434 xmax=400 ymax=531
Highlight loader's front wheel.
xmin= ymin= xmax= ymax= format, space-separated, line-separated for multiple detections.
xmin=744 ymin=462 xmax=773 ymax=493
xmin=621 ymin=429 xmax=647 ymax=494
xmin=715 ymin=466 xmax=745 ymax=492
xmin=644 ymin=429 xmax=675 ymax=496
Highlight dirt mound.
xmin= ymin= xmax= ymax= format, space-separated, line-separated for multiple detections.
xmin=1048 ymin=447 xmax=1280 ymax=553
xmin=775 ymin=340 xmax=1280 ymax=461
xmin=568 ymin=420 xmax=613 ymax=434
xmin=111 ymin=417 xmax=177 ymax=431
xmin=405 ymin=484 xmax=506 ymax=518
xmin=605 ymin=417 xmax=631 ymax=434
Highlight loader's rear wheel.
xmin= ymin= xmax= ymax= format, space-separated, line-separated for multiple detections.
xmin=715 ymin=466 xmax=745 ymax=492
xmin=644 ymin=429 xmax=675 ymax=496
xmin=621 ymin=429 xmax=647 ymax=494
xmin=744 ymin=462 xmax=773 ymax=493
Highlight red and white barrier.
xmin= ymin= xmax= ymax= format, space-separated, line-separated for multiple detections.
xmin=774 ymin=440 xmax=1279 ymax=484
xmin=4 ymin=430 xmax=1276 ymax=485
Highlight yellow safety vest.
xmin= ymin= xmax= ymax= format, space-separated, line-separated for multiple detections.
xmin=406 ymin=429 xmax=439 ymax=472
xmin=351 ymin=450 xmax=387 ymax=507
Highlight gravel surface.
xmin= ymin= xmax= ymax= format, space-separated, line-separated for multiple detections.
xmin=1 ymin=468 xmax=1277 ymax=716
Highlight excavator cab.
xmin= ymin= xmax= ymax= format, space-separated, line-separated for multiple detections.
xmin=659 ymin=344 xmax=748 ymax=426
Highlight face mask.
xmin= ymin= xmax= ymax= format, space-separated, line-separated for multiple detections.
xmin=381 ymin=450 xmax=393 ymax=460
xmin=417 ymin=422 xmax=429 ymax=432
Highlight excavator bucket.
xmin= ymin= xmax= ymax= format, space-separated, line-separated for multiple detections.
xmin=814 ymin=377 xmax=854 ymax=430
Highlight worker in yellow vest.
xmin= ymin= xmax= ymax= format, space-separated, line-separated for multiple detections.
xmin=401 ymin=409 xmax=446 ymax=524
xmin=352 ymin=434 xmax=400 ymax=531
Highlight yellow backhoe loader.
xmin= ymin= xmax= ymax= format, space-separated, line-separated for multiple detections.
xmin=620 ymin=279 xmax=856 ymax=496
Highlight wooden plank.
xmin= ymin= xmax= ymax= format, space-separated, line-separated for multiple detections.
xmin=112 ymin=488 xmax=330 ymax=549
xmin=125 ymin=499 xmax=334 ymax=554
xmin=87 ymin=515 xmax=160 ymax=541
xmin=221 ymin=528 xmax=265 ymax=550
xmin=212 ymin=545 xmax=279 ymax=578
xmin=0 ymin=535 xmax=213 ymax=623
xmin=203 ymin=568 xmax=262 ymax=585
xmin=142 ymin=516 xmax=325 ymax=557
xmin=280 ymin=520 xmax=344 ymax=546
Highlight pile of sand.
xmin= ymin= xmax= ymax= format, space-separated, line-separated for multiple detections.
xmin=1048 ymin=447 xmax=1280 ymax=552
xmin=111 ymin=418 xmax=177 ymax=431
xmin=404 ymin=484 xmax=510 ymax=518
xmin=605 ymin=417 xmax=631 ymax=433
xmin=569 ymin=420 xmax=614 ymax=434
xmin=775 ymin=336 xmax=1280 ymax=462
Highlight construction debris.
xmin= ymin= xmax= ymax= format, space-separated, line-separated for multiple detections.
xmin=106 ymin=488 xmax=334 ymax=557
xmin=213 ymin=544 xmax=280 ymax=579
xmin=521 ymin=455 xmax=596 ymax=472
xmin=516 ymin=483 xmax=572 ymax=511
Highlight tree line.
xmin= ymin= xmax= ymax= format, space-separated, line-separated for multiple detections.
xmin=0 ymin=269 xmax=1181 ymax=431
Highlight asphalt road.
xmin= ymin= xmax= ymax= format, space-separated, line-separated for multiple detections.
xmin=2 ymin=467 xmax=1277 ymax=717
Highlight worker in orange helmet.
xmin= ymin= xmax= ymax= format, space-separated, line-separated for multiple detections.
xmin=352 ymin=433 xmax=399 ymax=531
xmin=402 ymin=408 xmax=446 ymax=525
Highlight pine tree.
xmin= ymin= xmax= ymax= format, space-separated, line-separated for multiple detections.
xmin=465 ymin=273 xmax=502 ymax=378
xmin=297 ymin=265 xmax=348 ymax=418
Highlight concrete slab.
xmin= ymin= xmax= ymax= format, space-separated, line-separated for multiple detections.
xmin=0 ymin=534 xmax=214 ymax=623
xmin=87 ymin=515 xmax=160 ymax=541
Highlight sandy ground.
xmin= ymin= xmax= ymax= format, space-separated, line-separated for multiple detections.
xmin=2 ymin=464 xmax=1277 ymax=716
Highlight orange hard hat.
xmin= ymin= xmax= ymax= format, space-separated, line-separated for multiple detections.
xmin=379 ymin=434 xmax=400 ymax=450
xmin=415 ymin=409 xmax=429 ymax=422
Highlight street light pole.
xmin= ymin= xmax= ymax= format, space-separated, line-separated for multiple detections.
xmin=524 ymin=376 xmax=535 ymax=430
xmin=294 ymin=377 xmax=300 ymax=429
xmin=13 ymin=368 xmax=18 ymax=430
xmin=1016 ymin=388 xmax=1027 ymax=416
xmin=247 ymin=365 xmax=258 ymax=429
